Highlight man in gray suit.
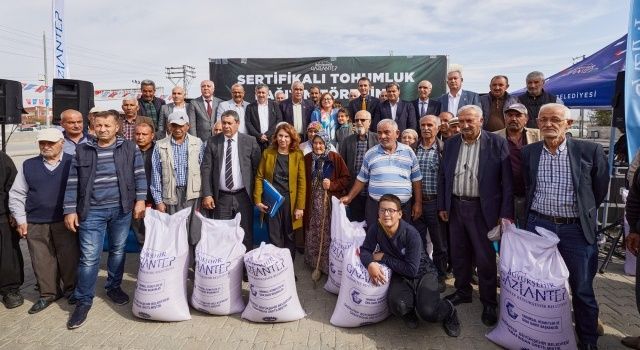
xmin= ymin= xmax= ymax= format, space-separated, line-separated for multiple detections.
xmin=158 ymin=86 xmax=196 ymax=138
xmin=480 ymin=75 xmax=519 ymax=131
xmin=437 ymin=70 xmax=480 ymax=114
xmin=522 ymin=103 xmax=608 ymax=349
xmin=193 ymin=80 xmax=223 ymax=142
xmin=200 ymin=109 xmax=261 ymax=252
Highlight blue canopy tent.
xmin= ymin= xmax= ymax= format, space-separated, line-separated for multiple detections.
xmin=513 ymin=34 xmax=626 ymax=108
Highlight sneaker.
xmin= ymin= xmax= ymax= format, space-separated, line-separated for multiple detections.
xmin=106 ymin=287 xmax=130 ymax=306
xmin=3 ymin=291 xmax=24 ymax=309
xmin=67 ymin=304 xmax=91 ymax=329
xmin=442 ymin=300 xmax=461 ymax=337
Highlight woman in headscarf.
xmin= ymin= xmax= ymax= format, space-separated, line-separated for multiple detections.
xmin=303 ymin=130 xmax=350 ymax=276
xmin=299 ymin=121 xmax=336 ymax=155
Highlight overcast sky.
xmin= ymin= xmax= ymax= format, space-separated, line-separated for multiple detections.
xmin=0 ymin=0 xmax=630 ymax=106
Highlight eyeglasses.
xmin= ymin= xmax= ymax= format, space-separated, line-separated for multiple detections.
xmin=378 ymin=208 xmax=400 ymax=215
xmin=354 ymin=118 xmax=370 ymax=123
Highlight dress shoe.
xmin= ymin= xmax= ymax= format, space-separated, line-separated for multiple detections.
xmin=442 ymin=300 xmax=461 ymax=337
xmin=106 ymin=287 xmax=130 ymax=306
xmin=444 ymin=292 xmax=472 ymax=306
xmin=67 ymin=304 xmax=91 ymax=329
xmin=622 ymin=336 xmax=640 ymax=349
xmin=401 ymin=312 xmax=418 ymax=329
xmin=3 ymin=291 xmax=24 ymax=309
xmin=28 ymin=298 xmax=53 ymax=314
xmin=481 ymin=304 xmax=498 ymax=327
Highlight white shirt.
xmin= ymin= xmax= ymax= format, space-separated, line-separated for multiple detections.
xmin=390 ymin=102 xmax=398 ymax=120
xmin=448 ymin=90 xmax=462 ymax=115
xmin=292 ymin=102 xmax=303 ymax=134
xmin=257 ymin=102 xmax=269 ymax=134
xmin=219 ymin=133 xmax=245 ymax=191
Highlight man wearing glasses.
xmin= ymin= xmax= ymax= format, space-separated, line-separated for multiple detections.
xmin=359 ymin=194 xmax=460 ymax=335
xmin=522 ymin=103 xmax=608 ymax=350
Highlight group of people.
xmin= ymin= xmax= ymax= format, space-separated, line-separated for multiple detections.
xmin=0 ymin=70 xmax=612 ymax=349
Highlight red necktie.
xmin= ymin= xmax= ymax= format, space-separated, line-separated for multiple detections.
xmin=206 ymin=99 xmax=212 ymax=117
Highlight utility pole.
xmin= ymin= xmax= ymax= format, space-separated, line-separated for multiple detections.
xmin=43 ymin=31 xmax=50 ymax=127
xmin=165 ymin=65 xmax=196 ymax=97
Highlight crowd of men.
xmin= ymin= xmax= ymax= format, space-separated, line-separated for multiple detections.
xmin=0 ymin=71 xmax=612 ymax=349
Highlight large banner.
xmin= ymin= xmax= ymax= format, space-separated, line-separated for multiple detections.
xmin=209 ymin=56 xmax=447 ymax=103
xmin=627 ymin=0 xmax=640 ymax=159
xmin=52 ymin=0 xmax=70 ymax=79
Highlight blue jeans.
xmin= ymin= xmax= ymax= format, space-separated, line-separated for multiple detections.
xmin=74 ymin=207 xmax=131 ymax=306
xmin=526 ymin=214 xmax=599 ymax=346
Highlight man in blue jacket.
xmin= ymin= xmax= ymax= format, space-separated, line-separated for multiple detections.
xmin=63 ymin=110 xmax=147 ymax=329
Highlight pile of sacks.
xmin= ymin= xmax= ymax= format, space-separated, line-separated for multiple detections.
xmin=131 ymin=208 xmax=305 ymax=323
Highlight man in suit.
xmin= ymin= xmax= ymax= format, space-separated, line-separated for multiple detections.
xmin=137 ymin=79 xmax=166 ymax=130
xmin=438 ymin=105 xmax=513 ymax=327
xmin=378 ymin=83 xmax=417 ymax=133
xmin=246 ymin=83 xmax=283 ymax=150
xmin=480 ymin=75 xmax=519 ymax=131
xmin=280 ymin=80 xmax=314 ymax=141
xmin=413 ymin=80 xmax=442 ymax=120
xmin=493 ymin=103 xmax=540 ymax=227
xmin=522 ymin=103 xmax=608 ymax=349
xmin=217 ymin=83 xmax=250 ymax=135
xmin=437 ymin=70 xmax=481 ymax=114
xmin=348 ymin=76 xmax=381 ymax=125
xmin=338 ymin=110 xmax=379 ymax=222
xmin=201 ymin=110 xmax=261 ymax=252
xmin=158 ymin=86 xmax=197 ymax=138
xmin=519 ymin=71 xmax=564 ymax=128
xmin=193 ymin=80 xmax=223 ymax=142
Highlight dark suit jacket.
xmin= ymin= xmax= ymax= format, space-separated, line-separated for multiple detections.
xmin=348 ymin=95 xmax=381 ymax=125
xmin=522 ymin=138 xmax=609 ymax=244
xmin=438 ymin=132 xmax=514 ymax=227
xmin=378 ymin=100 xmax=417 ymax=132
xmin=200 ymin=132 xmax=261 ymax=201
xmin=412 ymin=99 xmax=442 ymax=119
xmin=338 ymin=132 xmax=379 ymax=188
xmin=279 ymin=98 xmax=314 ymax=139
xmin=192 ymin=95 xmax=223 ymax=141
xmin=246 ymin=100 xmax=283 ymax=144
xmin=436 ymin=90 xmax=481 ymax=113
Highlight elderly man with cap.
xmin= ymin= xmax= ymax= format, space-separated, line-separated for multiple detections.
xmin=493 ymin=103 xmax=540 ymax=227
xmin=448 ymin=117 xmax=461 ymax=136
xmin=150 ymin=110 xmax=205 ymax=243
xmin=9 ymin=128 xmax=79 ymax=314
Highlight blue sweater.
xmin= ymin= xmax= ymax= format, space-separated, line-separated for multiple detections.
xmin=23 ymin=153 xmax=72 ymax=223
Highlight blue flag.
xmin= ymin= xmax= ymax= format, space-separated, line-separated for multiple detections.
xmin=626 ymin=0 xmax=640 ymax=159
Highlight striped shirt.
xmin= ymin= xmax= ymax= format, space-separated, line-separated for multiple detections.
xmin=63 ymin=137 xmax=147 ymax=213
xmin=531 ymin=139 xmax=578 ymax=217
xmin=452 ymin=133 xmax=481 ymax=197
xmin=150 ymin=136 xmax=204 ymax=204
xmin=357 ymin=142 xmax=422 ymax=203
xmin=416 ymin=141 xmax=439 ymax=195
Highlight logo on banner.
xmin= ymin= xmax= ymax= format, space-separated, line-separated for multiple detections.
xmin=310 ymin=60 xmax=338 ymax=71
xmin=560 ymin=63 xmax=597 ymax=77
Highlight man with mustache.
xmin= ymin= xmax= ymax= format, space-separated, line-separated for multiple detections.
xmin=493 ymin=103 xmax=540 ymax=227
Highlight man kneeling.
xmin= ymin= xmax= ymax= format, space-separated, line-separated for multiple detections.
xmin=359 ymin=194 xmax=460 ymax=336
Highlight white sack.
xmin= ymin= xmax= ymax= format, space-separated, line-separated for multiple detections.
xmin=241 ymin=242 xmax=305 ymax=323
xmin=191 ymin=212 xmax=246 ymax=315
xmin=330 ymin=245 xmax=391 ymax=327
xmin=486 ymin=223 xmax=577 ymax=350
xmin=325 ymin=196 xmax=367 ymax=294
xmin=133 ymin=207 xmax=191 ymax=321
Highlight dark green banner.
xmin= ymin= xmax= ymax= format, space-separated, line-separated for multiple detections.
xmin=209 ymin=56 xmax=447 ymax=103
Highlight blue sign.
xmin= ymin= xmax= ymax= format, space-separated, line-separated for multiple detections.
xmin=626 ymin=0 xmax=640 ymax=160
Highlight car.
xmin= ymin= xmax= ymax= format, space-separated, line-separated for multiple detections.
xmin=567 ymin=124 xmax=589 ymax=138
